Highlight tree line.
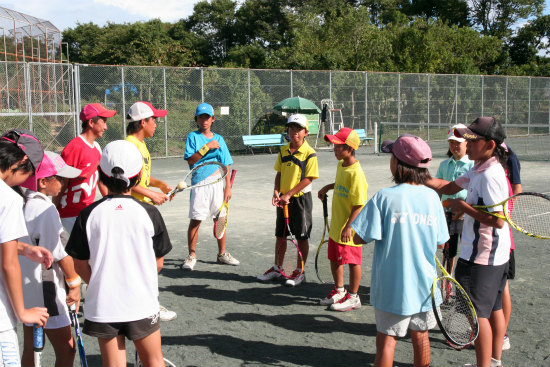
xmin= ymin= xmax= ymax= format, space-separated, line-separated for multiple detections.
xmin=63 ymin=0 xmax=549 ymax=76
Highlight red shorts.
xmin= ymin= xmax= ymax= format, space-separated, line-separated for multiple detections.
xmin=327 ymin=238 xmax=362 ymax=265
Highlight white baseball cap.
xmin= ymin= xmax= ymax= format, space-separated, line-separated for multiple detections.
xmin=447 ymin=124 xmax=467 ymax=142
xmin=287 ymin=114 xmax=308 ymax=129
xmin=99 ymin=140 xmax=142 ymax=187
xmin=127 ymin=101 xmax=167 ymax=122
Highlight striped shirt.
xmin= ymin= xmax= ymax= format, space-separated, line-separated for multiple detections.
xmin=274 ymin=141 xmax=318 ymax=197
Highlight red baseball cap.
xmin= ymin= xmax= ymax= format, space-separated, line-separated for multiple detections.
xmin=80 ymin=103 xmax=117 ymax=122
xmin=381 ymin=134 xmax=432 ymax=168
xmin=324 ymin=127 xmax=360 ymax=150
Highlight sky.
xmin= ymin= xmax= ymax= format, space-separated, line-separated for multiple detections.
xmin=0 ymin=0 xmax=548 ymax=31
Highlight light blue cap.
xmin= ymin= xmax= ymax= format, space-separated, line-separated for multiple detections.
xmin=195 ymin=103 xmax=214 ymax=117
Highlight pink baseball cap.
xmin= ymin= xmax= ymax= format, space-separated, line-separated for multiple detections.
xmin=381 ymin=134 xmax=432 ymax=168
xmin=127 ymin=101 xmax=167 ymax=122
xmin=80 ymin=103 xmax=117 ymax=122
xmin=21 ymin=151 xmax=81 ymax=191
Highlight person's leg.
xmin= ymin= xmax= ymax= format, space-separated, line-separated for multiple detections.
xmin=474 ymin=317 xmax=493 ymax=367
xmin=490 ymin=309 xmax=506 ymax=361
xmin=187 ymin=219 xmax=202 ymax=257
xmin=297 ymin=239 xmax=309 ymax=263
xmin=134 ymin=329 xmax=165 ymax=367
xmin=98 ymin=335 xmax=126 ymax=367
xmin=502 ymin=280 xmax=511 ymax=331
xmin=21 ymin=325 xmax=34 ymax=367
xmin=375 ymin=332 xmax=397 ymax=367
xmin=410 ymin=329 xmax=430 ymax=367
xmin=348 ymin=264 xmax=361 ymax=294
xmin=45 ymin=326 xmax=76 ymax=367
xmin=331 ymin=261 xmax=344 ymax=288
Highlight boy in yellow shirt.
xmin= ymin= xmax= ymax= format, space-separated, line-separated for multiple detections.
xmin=318 ymin=128 xmax=368 ymax=311
xmin=257 ymin=114 xmax=319 ymax=286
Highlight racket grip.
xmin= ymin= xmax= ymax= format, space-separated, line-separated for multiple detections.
xmin=33 ymin=324 xmax=44 ymax=352
xmin=229 ymin=169 xmax=237 ymax=186
xmin=322 ymin=196 xmax=328 ymax=217
xmin=283 ymin=204 xmax=289 ymax=218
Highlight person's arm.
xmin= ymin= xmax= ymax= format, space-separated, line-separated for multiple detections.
xmin=511 ymin=183 xmax=522 ymax=195
xmin=57 ymin=256 xmax=81 ymax=308
xmin=353 ymin=233 xmax=366 ymax=245
xmin=445 ymin=199 xmax=506 ymax=229
xmin=73 ymin=259 xmax=92 ymax=284
xmin=278 ymin=177 xmax=314 ymax=206
xmin=425 ymin=177 xmax=463 ymax=196
xmin=186 ymin=140 xmax=220 ymax=167
xmin=98 ymin=180 xmax=108 ymax=197
xmin=341 ymin=205 xmax=364 ymax=243
xmin=2 ymin=240 xmax=49 ymax=326
xmin=156 ymin=257 xmax=164 ymax=273
xmin=132 ymin=185 xmax=168 ymax=205
xmin=223 ymin=168 xmax=232 ymax=203
xmin=272 ymin=172 xmax=282 ymax=207
xmin=317 ymin=183 xmax=335 ymax=200
xmin=17 ymin=242 xmax=53 ymax=269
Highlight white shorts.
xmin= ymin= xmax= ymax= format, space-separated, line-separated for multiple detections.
xmin=188 ymin=179 xmax=224 ymax=221
xmin=375 ymin=308 xmax=437 ymax=337
xmin=0 ymin=328 xmax=20 ymax=367
xmin=61 ymin=216 xmax=77 ymax=234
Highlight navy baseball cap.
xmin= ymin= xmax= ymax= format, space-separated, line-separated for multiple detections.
xmin=1 ymin=128 xmax=44 ymax=170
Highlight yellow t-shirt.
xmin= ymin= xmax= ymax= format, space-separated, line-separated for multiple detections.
xmin=329 ymin=160 xmax=368 ymax=246
xmin=125 ymin=135 xmax=152 ymax=204
xmin=274 ymin=141 xmax=318 ymax=197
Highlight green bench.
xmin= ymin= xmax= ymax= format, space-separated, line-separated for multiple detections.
xmin=355 ymin=129 xmax=373 ymax=145
xmin=242 ymin=134 xmax=286 ymax=154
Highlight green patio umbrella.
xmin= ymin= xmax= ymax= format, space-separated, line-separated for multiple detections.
xmin=273 ymin=96 xmax=321 ymax=114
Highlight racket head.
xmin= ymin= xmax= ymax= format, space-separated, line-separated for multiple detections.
xmin=213 ymin=203 xmax=229 ymax=239
xmin=432 ymin=275 xmax=479 ymax=347
xmin=314 ymin=239 xmax=332 ymax=283
xmin=504 ymin=192 xmax=550 ymax=239
xmin=277 ymin=205 xmax=304 ymax=278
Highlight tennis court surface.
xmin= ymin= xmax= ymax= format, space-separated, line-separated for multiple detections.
xmin=23 ymin=150 xmax=550 ymax=366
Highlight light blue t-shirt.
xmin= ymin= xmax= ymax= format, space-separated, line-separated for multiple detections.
xmin=435 ymin=155 xmax=473 ymax=203
xmin=351 ymin=184 xmax=449 ymax=316
xmin=184 ymin=130 xmax=233 ymax=185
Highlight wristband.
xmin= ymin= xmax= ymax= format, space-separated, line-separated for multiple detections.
xmin=66 ymin=275 xmax=82 ymax=289
xmin=198 ymin=144 xmax=210 ymax=156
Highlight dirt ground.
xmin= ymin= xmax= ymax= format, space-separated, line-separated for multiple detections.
xmin=20 ymin=149 xmax=550 ymax=367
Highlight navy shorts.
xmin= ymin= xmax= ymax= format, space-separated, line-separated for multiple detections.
xmin=84 ymin=312 xmax=160 ymax=340
xmin=455 ymin=259 xmax=508 ymax=319
xmin=507 ymin=249 xmax=515 ymax=280
xmin=275 ymin=192 xmax=313 ymax=240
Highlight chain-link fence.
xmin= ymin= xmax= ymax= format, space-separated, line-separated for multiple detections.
xmin=2 ymin=61 xmax=549 ymax=160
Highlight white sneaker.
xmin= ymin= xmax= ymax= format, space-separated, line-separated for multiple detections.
xmin=502 ymin=335 xmax=510 ymax=350
xmin=181 ymin=254 xmax=197 ymax=270
xmin=320 ymin=287 xmax=346 ymax=305
xmin=257 ymin=266 xmax=282 ymax=281
xmin=330 ymin=292 xmax=361 ymax=311
xmin=217 ymin=252 xmax=240 ymax=265
xmin=285 ymin=270 xmax=305 ymax=287
xmin=463 ymin=358 xmax=503 ymax=367
xmin=159 ymin=305 xmax=177 ymax=322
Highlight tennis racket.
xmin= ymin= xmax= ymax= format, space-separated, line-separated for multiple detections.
xmin=69 ymin=304 xmax=88 ymax=367
xmin=33 ymin=324 xmax=43 ymax=367
xmin=444 ymin=192 xmax=550 ymax=239
xmin=276 ymin=204 xmax=304 ymax=279
xmin=432 ymin=256 xmax=478 ymax=349
xmin=315 ymin=195 xmax=332 ymax=283
xmin=213 ymin=169 xmax=237 ymax=239
xmin=166 ymin=161 xmax=229 ymax=198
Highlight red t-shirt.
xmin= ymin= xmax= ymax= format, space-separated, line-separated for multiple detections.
xmin=57 ymin=136 xmax=102 ymax=218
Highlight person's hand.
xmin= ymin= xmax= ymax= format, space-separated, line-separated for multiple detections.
xmin=150 ymin=191 xmax=168 ymax=205
xmin=159 ymin=182 xmax=174 ymax=201
xmin=18 ymin=307 xmax=49 ymax=327
xmin=66 ymin=285 xmax=81 ymax=310
xmin=442 ymin=199 xmax=466 ymax=217
xmin=224 ymin=186 xmax=232 ymax=203
xmin=341 ymin=226 xmax=353 ymax=243
xmin=206 ymin=140 xmax=220 ymax=150
xmin=279 ymin=193 xmax=291 ymax=206
xmin=272 ymin=192 xmax=280 ymax=207
xmin=23 ymin=245 xmax=53 ymax=269
xmin=318 ymin=187 xmax=328 ymax=200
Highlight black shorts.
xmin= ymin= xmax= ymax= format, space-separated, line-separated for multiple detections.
xmin=83 ymin=312 xmax=160 ymax=340
xmin=444 ymin=212 xmax=461 ymax=258
xmin=275 ymin=192 xmax=313 ymax=240
xmin=455 ymin=259 xmax=508 ymax=319
xmin=507 ymin=249 xmax=515 ymax=280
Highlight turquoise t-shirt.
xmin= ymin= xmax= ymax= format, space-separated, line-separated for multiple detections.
xmin=435 ymin=156 xmax=473 ymax=203
xmin=351 ymin=184 xmax=449 ymax=316
xmin=184 ymin=130 xmax=233 ymax=185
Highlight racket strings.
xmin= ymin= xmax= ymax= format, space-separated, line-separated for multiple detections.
xmin=507 ymin=195 xmax=550 ymax=237
xmin=279 ymin=238 xmax=301 ymax=277
xmin=435 ymin=277 xmax=477 ymax=346
xmin=214 ymin=215 xmax=227 ymax=238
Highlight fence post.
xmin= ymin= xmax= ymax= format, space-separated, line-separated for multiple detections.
xmin=200 ymin=68 xmax=204 ymax=102
xmin=290 ymin=70 xmax=293 ymax=97
xmin=455 ymin=75 xmax=458 ymax=125
xmin=248 ymin=69 xmax=251 ymax=135
xmin=121 ymin=67 xmax=126 ymax=138
xmin=373 ymin=121 xmax=378 ymax=154
xmin=25 ymin=63 xmax=32 ymax=131
xmin=397 ymin=73 xmax=401 ymax=135
xmin=481 ymin=75 xmax=484 ymax=116
xmin=528 ymin=77 xmax=531 ymax=135
xmin=163 ymin=67 xmax=168 ymax=158
xmin=364 ymin=71 xmax=368 ymax=133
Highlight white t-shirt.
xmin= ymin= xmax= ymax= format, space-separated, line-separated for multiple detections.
xmin=19 ymin=191 xmax=69 ymax=325
xmin=455 ymin=157 xmax=511 ymax=266
xmin=66 ymin=195 xmax=172 ymax=322
xmin=0 ymin=179 xmax=28 ymax=332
